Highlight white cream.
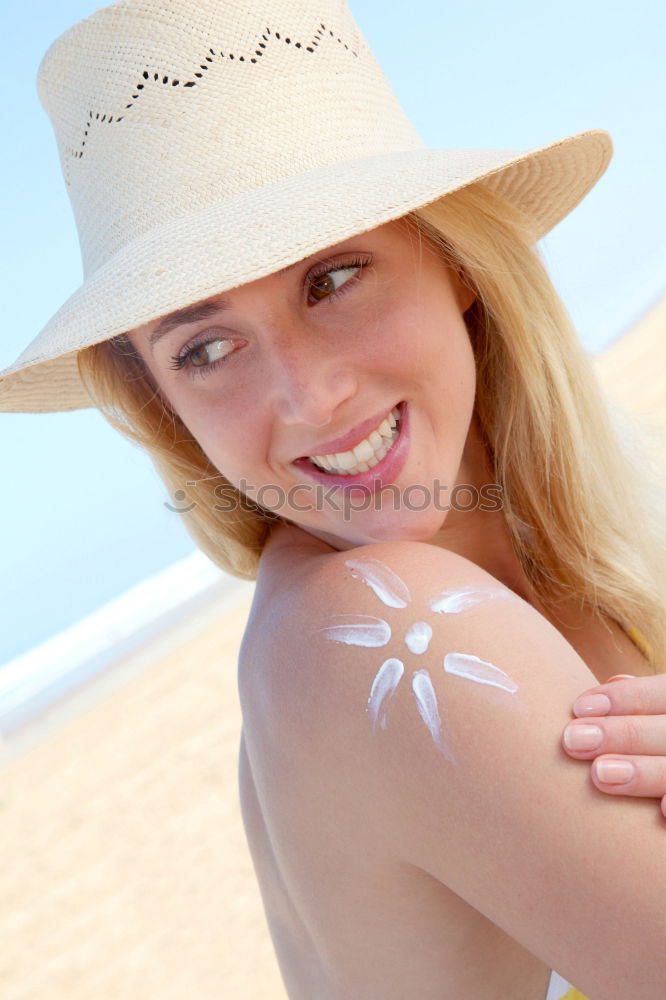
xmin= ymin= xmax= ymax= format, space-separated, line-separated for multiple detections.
xmin=443 ymin=652 xmax=518 ymax=694
xmin=368 ymin=658 xmax=404 ymax=731
xmin=320 ymin=562 xmax=521 ymax=759
xmin=345 ymin=557 xmax=411 ymax=609
xmin=320 ymin=615 xmax=391 ymax=648
xmin=404 ymin=621 xmax=432 ymax=654
xmin=429 ymin=586 xmax=515 ymax=614
xmin=411 ymin=670 xmax=455 ymax=761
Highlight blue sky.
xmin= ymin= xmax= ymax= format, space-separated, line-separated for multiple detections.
xmin=1 ymin=0 xmax=664 ymax=663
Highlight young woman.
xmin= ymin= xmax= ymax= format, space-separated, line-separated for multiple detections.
xmin=1 ymin=2 xmax=665 ymax=997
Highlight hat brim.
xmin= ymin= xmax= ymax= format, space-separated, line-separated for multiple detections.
xmin=0 ymin=130 xmax=611 ymax=412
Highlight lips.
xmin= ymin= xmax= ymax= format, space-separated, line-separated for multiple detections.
xmin=308 ymin=407 xmax=400 ymax=475
xmin=293 ymin=401 xmax=409 ymax=489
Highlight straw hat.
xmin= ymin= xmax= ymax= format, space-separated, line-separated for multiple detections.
xmin=0 ymin=0 xmax=612 ymax=413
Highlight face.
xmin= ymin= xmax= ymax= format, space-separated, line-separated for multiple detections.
xmin=129 ymin=221 xmax=479 ymax=548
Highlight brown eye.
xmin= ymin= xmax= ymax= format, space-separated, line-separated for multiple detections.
xmin=168 ymin=337 xmax=236 ymax=374
xmin=307 ymin=264 xmax=363 ymax=303
xmin=189 ymin=339 xmax=235 ymax=368
xmin=310 ymin=273 xmax=335 ymax=301
xmin=190 ymin=345 xmax=211 ymax=367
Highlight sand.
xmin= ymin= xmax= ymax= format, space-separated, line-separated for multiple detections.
xmin=594 ymin=296 xmax=666 ymax=428
xmin=0 ymin=298 xmax=663 ymax=999
xmin=0 ymin=590 xmax=286 ymax=1000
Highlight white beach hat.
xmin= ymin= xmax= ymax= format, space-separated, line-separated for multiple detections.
xmin=0 ymin=0 xmax=612 ymax=413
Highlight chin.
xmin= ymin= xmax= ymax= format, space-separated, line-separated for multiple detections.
xmin=329 ymin=506 xmax=451 ymax=548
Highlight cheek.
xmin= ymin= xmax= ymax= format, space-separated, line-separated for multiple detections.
xmin=440 ymin=343 xmax=477 ymax=442
xmin=453 ymin=333 xmax=477 ymax=401
xmin=170 ymin=397 xmax=258 ymax=479
xmin=407 ymin=299 xmax=476 ymax=391
xmin=348 ymin=298 xmax=424 ymax=371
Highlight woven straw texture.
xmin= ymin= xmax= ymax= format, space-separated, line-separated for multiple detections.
xmin=0 ymin=0 xmax=612 ymax=412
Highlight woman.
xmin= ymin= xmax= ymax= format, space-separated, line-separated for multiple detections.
xmin=1 ymin=1 xmax=665 ymax=997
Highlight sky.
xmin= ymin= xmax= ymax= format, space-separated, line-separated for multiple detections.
xmin=1 ymin=0 xmax=665 ymax=663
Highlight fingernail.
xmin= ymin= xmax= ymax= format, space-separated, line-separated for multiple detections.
xmin=607 ymin=674 xmax=636 ymax=683
xmin=563 ymin=724 xmax=603 ymax=751
xmin=572 ymin=693 xmax=611 ymax=717
xmin=594 ymin=760 xmax=635 ymax=784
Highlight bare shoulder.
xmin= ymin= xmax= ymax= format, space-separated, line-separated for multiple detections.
xmin=242 ymin=538 xmax=666 ymax=997
xmin=242 ymin=537 xmax=582 ymax=740
xmin=240 ymin=537 xmax=578 ymax=780
xmin=240 ymin=538 xmax=485 ymax=750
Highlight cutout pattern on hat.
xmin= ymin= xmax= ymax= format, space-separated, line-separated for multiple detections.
xmin=67 ymin=22 xmax=359 ymax=172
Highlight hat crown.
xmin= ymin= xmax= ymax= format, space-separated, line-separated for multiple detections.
xmin=38 ymin=0 xmax=423 ymax=277
xmin=0 ymin=0 xmax=612 ymax=412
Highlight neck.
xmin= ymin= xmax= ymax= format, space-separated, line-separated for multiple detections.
xmin=427 ymin=414 xmax=539 ymax=604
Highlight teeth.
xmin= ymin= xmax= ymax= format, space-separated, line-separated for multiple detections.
xmin=353 ymin=439 xmax=375 ymax=463
xmin=334 ymin=450 xmax=358 ymax=471
xmin=308 ymin=406 xmax=401 ymax=475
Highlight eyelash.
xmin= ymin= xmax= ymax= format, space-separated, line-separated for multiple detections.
xmin=305 ymin=255 xmax=370 ymax=305
xmin=168 ymin=337 xmax=233 ymax=375
xmin=168 ymin=254 xmax=371 ymax=377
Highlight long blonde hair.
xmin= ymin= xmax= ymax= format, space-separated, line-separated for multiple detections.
xmin=78 ymin=183 xmax=666 ymax=667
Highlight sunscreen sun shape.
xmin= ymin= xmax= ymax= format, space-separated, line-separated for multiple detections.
xmin=444 ymin=652 xmax=518 ymax=694
xmin=368 ymin=658 xmax=404 ymax=731
xmin=344 ymin=557 xmax=411 ymax=608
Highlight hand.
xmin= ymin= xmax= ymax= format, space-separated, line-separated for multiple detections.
xmin=562 ymin=674 xmax=666 ymax=820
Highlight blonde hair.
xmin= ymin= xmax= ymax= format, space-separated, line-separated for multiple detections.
xmin=78 ymin=334 xmax=273 ymax=581
xmin=78 ymin=183 xmax=666 ymax=668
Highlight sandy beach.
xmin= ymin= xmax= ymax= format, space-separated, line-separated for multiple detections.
xmin=0 ymin=589 xmax=285 ymax=1000
xmin=0 ymin=299 xmax=663 ymax=999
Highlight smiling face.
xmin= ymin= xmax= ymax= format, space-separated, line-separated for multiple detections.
xmin=129 ymin=220 xmax=479 ymax=547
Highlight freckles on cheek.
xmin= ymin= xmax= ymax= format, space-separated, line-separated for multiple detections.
xmin=357 ymin=302 xmax=411 ymax=362
xmin=193 ymin=411 xmax=269 ymax=487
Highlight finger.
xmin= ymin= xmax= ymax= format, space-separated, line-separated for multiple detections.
xmin=572 ymin=676 xmax=666 ymax=719
xmin=562 ymin=715 xmax=666 ymax=759
xmin=591 ymin=754 xmax=666 ymax=799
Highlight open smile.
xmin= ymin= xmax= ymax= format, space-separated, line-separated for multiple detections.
xmin=293 ymin=402 xmax=409 ymax=489
xmin=308 ymin=406 xmax=401 ymax=474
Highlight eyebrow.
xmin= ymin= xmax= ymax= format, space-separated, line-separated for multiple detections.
xmin=147 ymin=260 xmax=301 ymax=352
xmin=148 ymin=300 xmax=230 ymax=351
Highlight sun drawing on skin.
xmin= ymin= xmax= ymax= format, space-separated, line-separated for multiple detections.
xmin=319 ymin=557 xmax=520 ymax=760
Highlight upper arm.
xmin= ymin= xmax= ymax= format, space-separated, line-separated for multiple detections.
xmin=275 ymin=541 xmax=666 ymax=1000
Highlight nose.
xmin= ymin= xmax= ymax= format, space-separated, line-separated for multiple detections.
xmin=268 ymin=330 xmax=357 ymax=428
